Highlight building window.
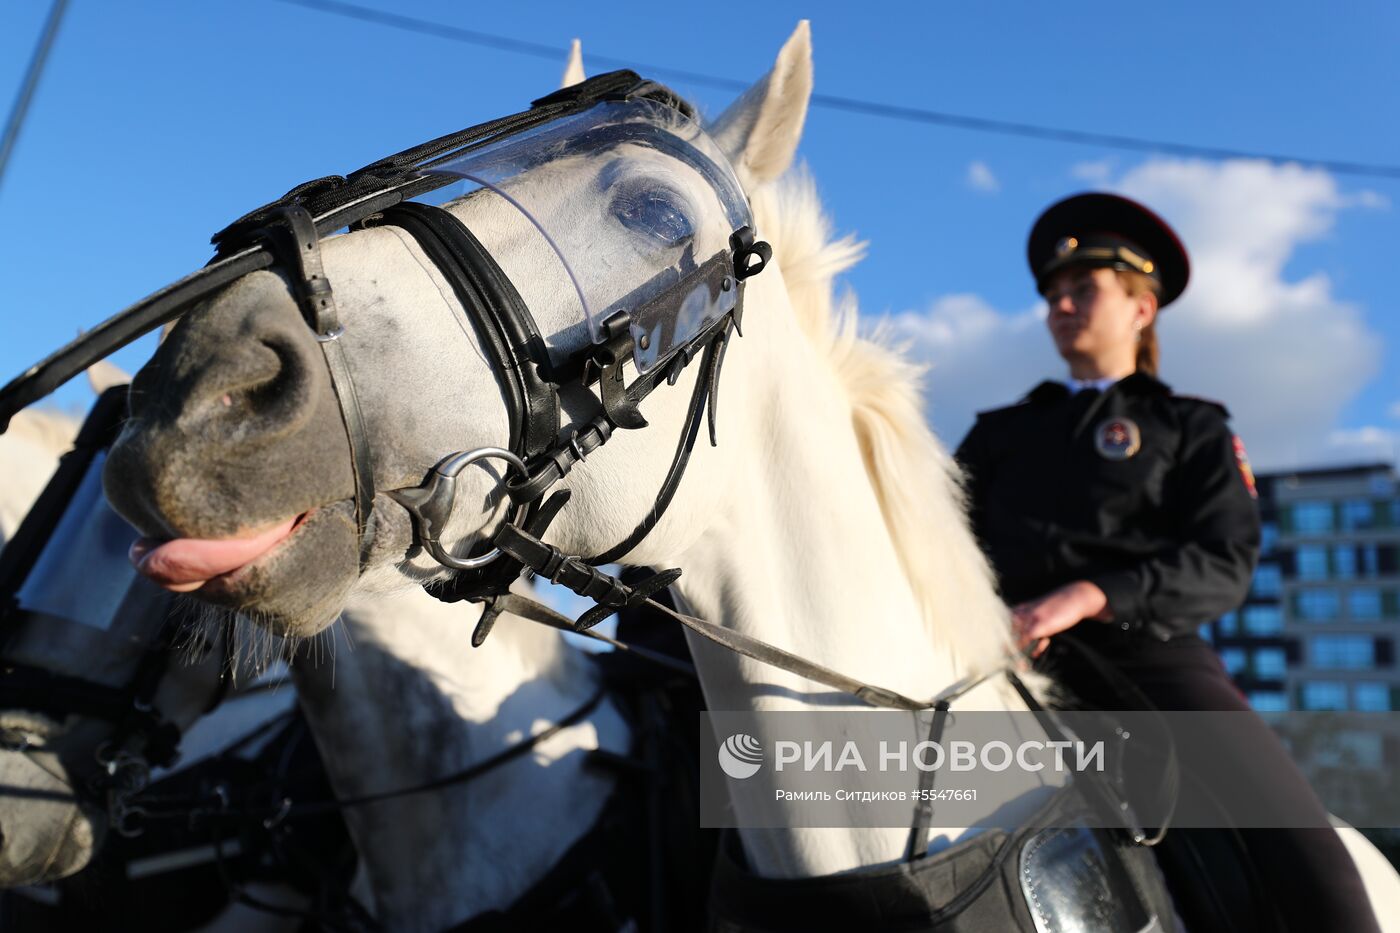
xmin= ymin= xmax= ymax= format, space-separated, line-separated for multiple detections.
xmin=1290 ymin=501 xmax=1334 ymax=534
xmin=1292 ymin=589 xmax=1339 ymax=622
xmin=1251 ymin=563 xmax=1283 ymax=598
xmin=1353 ymin=682 xmax=1391 ymax=712
xmin=1260 ymin=522 xmax=1279 ymax=555
xmin=1361 ymin=545 xmax=1380 ymax=578
xmin=1219 ymin=647 xmax=1247 ymax=676
xmin=1348 ymin=588 xmax=1382 ymax=621
xmin=1309 ymin=635 xmax=1375 ymax=670
xmin=1301 ymin=681 xmax=1348 ymax=710
xmin=1253 ymin=647 xmax=1287 ymax=679
xmin=1331 ymin=546 xmax=1357 ymax=580
xmin=1215 ymin=612 xmax=1238 ymax=637
xmin=1338 ymin=499 xmax=1375 ymax=531
xmin=1248 ymin=691 xmax=1289 ymax=712
xmin=1242 ymin=605 xmax=1284 ymax=635
xmin=1295 ymin=545 xmax=1329 ymax=581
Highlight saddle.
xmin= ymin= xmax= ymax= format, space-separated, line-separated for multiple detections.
xmin=707 ymin=786 xmax=1174 ymax=933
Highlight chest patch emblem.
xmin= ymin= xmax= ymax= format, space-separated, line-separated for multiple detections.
xmin=1093 ymin=417 xmax=1142 ymax=460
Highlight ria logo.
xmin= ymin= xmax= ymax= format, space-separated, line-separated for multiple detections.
xmin=718 ymin=733 xmax=764 ymax=779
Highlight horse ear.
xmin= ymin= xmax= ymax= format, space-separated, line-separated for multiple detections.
xmin=86 ymin=359 xmax=131 ymax=394
xmin=709 ymin=20 xmax=812 ymax=188
xmin=560 ymin=39 xmax=586 ymax=88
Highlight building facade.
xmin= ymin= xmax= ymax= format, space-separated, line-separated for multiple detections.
xmin=1205 ymin=462 xmax=1399 ymax=713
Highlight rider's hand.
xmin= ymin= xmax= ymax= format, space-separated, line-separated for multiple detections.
xmin=1011 ymin=581 xmax=1110 ymax=657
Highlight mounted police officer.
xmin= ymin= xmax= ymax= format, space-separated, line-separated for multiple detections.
xmin=954 ymin=192 xmax=1381 ymax=932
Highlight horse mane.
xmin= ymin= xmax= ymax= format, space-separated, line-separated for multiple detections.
xmin=750 ymin=169 xmax=1013 ymax=671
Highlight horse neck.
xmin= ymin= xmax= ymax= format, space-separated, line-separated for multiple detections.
xmin=290 ymin=588 xmax=629 ymax=931
xmin=679 ymin=287 xmax=963 ymax=710
xmin=667 ymin=279 xmax=1031 ymax=878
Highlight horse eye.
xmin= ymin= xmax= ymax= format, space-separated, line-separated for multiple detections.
xmin=611 ymin=187 xmax=695 ymax=248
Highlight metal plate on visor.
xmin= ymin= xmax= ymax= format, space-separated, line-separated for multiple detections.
xmin=421 ymin=98 xmax=752 ymax=373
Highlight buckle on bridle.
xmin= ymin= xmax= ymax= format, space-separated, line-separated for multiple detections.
xmin=731 ymin=226 xmax=772 ymax=280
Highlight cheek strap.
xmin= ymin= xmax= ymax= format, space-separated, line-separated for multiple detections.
xmin=258 ymin=205 xmax=377 ymax=568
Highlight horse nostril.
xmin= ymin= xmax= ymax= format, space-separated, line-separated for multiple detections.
xmin=189 ymin=335 xmax=318 ymax=441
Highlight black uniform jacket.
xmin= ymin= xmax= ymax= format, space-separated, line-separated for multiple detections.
xmin=955 ymin=371 xmax=1261 ymax=642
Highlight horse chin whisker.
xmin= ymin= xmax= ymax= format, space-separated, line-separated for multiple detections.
xmin=168 ymin=595 xmax=313 ymax=683
xmin=171 ymin=595 xmax=235 ymax=667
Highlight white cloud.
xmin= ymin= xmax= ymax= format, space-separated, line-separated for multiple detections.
xmin=1389 ymin=400 xmax=1400 ymax=420
xmin=886 ymin=295 xmax=1057 ymax=430
xmin=1346 ymin=189 xmax=1391 ymax=211
xmin=1070 ymin=159 xmax=1115 ymax=184
xmin=1322 ymin=427 xmax=1398 ymax=465
xmin=884 ymin=158 xmax=1386 ymax=471
xmin=966 ymin=161 xmax=1000 ymax=193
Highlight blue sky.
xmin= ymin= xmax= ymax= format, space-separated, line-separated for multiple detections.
xmin=2 ymin=0 xmax=1396 ymax=469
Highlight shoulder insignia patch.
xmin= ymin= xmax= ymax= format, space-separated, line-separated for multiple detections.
xmin=1232 ymin=435 xmax=1257 ymax=499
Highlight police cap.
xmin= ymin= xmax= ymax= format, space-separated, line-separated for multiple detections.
xmin=1027 ymin=192 xmax=1189 ymax=308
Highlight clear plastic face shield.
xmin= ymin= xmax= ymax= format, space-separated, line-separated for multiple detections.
xmin=0 ymin=390 xmax=174 ymax=690
xmin=422 ymin=98 xmax=753 ymax=373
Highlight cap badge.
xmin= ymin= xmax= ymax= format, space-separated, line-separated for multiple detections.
xmin=1116 ymin=246 xmax=1153 ymax=275
xmin=1094 ymin=417 xmax=1141 ymax=460
xmin=1056 ymin=236 xmax=1079 ymax=256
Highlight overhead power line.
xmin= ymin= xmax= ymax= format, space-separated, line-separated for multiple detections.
xmin=0 ymin=0 xmax=71 ymax=195
xmin=272 ymin=0 xmax=1400 ymax=181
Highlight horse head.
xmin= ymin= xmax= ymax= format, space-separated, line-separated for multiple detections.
xmin=105 ymin=24 xmax=815 ymax=639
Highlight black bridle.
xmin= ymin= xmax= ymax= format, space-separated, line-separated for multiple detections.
xmin=210 ymin=74 xmax=774 ymax=641
xmin=0 ymin=66 xmax=771 ymax=858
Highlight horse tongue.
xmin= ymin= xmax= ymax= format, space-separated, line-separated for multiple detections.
xmin=131 ymin=517 xmax=298 ymax=592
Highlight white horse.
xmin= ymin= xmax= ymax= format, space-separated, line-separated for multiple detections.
xmin=95 ymin=22 xmax=1400 ymax=930
xmin=295 ymin=586 xmax=635 ymax=930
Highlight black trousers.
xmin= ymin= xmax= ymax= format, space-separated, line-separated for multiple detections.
xmin=1041 ymin=632 xmax=1381 ymax=933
